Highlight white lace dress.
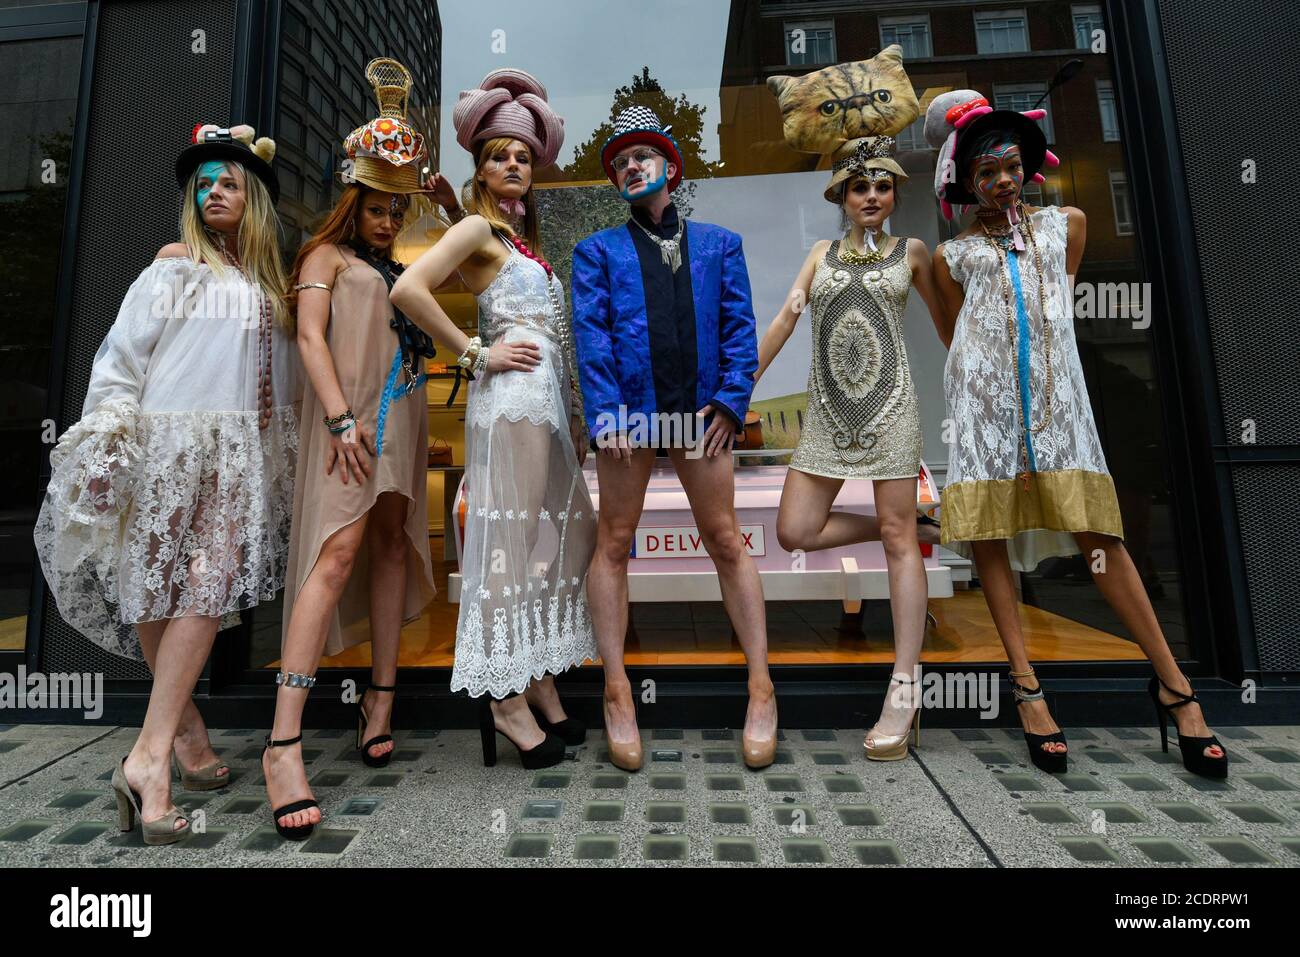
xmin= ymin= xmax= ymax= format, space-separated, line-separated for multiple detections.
xmin=34 ymin=256 xmax=301 ymax=659
xmin=939 ymin=206 xmax=1123 ymax=571
xmin=451 ymin=235 xmax=597 ymax=699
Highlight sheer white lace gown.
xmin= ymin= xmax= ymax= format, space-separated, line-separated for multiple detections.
xmin=33 ymin=256 xmax=301 ymax=659
xmin=452 ymin=236 xmax=597 ymax=699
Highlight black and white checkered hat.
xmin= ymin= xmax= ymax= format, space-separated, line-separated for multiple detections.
xmin=600 ymin=106 xmax=684 ymax=191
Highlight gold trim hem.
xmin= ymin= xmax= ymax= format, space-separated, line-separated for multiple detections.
xmin=939 ymin=469 xmax=1124 ymax=545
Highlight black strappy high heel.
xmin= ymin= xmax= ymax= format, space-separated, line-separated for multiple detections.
xmin=528 ymin=703 xmax=586 ymax=746
xmin=1148 ymin=674 xmax=1228 ymax=779
xmin=479 ymin=692 xmax=566 ymax=769
xmin=263 ymin=734 xmax=320 ymax=841
xmin=356 ymin=683 xmax=397 ymax=769
xmin=1008 ymin=668 xmax=1068 ymax=773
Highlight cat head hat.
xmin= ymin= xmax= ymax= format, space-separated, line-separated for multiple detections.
xmin=176 ymin=123 xmax=279 ymax=202
xmin=342 ymin=57 xmax=431 ymax=194
xmin=452 ymin=68 xmax=565 ymax=168
xmin=923 ymin=89 xmax=1060 ymax=220
xmin=600 ymin=106 xmax=685 ymax=192
xmin=768 ymin=44 xmax=920 ymax=203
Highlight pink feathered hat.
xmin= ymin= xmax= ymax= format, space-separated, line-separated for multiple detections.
xmin=451 ymin=68 xmax=564 ymax=168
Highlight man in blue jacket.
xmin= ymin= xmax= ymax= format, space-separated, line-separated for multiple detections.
xmin=571 ymin=106 xmax=777 ymax=771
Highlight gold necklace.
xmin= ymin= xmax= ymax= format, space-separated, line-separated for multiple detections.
xmin=839 ymin=230 xmax=889 ymax=264
xmin=980 ymin=204 xmax=1053 ymax=490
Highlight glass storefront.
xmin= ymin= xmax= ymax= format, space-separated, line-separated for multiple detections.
xmin=237 ymin=0 xmax=1193 ymax=678
xmin=0 ymin=3 xmax=84 ymax=658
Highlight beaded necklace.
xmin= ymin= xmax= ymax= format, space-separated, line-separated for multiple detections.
xmin=978 ymin=202 xmax=1053 ymax=490
xmin=213 ymin=230 xmax=274 ymax=430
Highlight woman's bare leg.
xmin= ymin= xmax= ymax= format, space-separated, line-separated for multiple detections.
xmin=969 ymin=538 xmax=1066 ymax=756
xmin=123 ymin=614 xmax=221 ymax=829
xmin=264 ymin=515 xmax=369 ymax=830
xmin=361 ymin=492 xmax=409 ymax=760
xmin=1074 ymin=531 xmax=1222 ymax=759
xmin=135 ymin=619 xmax=226 ymax=780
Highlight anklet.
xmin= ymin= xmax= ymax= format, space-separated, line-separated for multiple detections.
xmin=275 ymin=671 xmax=317 ymax=689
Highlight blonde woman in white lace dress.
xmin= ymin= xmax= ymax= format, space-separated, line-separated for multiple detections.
xmin=392 ymin=69 xmax=594 ymax=770
xmin=927 ymin=94 xmax=1225 ymax=779
xmin=33 ymin=125 xmax=300 ymax=843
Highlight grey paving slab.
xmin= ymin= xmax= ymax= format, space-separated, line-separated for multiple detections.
xmin=0 ymin=724 xmax=1296 ymax=867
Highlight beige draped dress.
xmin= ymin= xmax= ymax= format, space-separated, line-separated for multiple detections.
xmin=281 ymin=251 xmax=436 ymax=656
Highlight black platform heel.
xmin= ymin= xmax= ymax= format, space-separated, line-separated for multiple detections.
xmin=479 ymin=692 xmax=567 ymax=769
xmin=1008 ymin=668 xmax=1068 ymax=773
xmin=528 ymin=703 xmax=586 ymax=746
xmin=357 ymin=682 xmax=396 ymax=769
xmin=263 ymin=734 xmax=320 ymax=841
xmin=1148 ymin=674 xmax=1228 ymax=779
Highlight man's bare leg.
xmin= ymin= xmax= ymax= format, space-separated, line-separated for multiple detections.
xmin=588 ymin=446 xmax=656 ymax=751
xmin=668 ymin=447 xmax=777 ymax=753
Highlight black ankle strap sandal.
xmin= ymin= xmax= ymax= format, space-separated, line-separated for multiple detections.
xmin=263 ymin=733 xmax=319 ymax=841
xmin=1008 ymin=669 xmax=1068 ymax=774
xmin=1148 ymin=674 xmax=1228 ymax=779
xmin=357 ymin=683 xmax=398 ymax=768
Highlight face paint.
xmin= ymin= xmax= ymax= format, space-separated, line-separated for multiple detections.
xmin=196 ymin=160 xmax=227 ymax=212
xmin=972 ymin=141 xmax=1022 ymax=209
xmin=619 ymin=157 xmax=668 ymax=202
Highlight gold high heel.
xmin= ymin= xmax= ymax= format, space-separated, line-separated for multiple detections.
xmin=111 ymin=756 xmax=190 ymax=846
xmin=864 ymin=675 xmax=921 ymax=762
xmin=172 ymin=750 xmax=230 ymax=791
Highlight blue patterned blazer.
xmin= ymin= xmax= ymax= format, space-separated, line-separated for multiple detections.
xmin=570 ymin=220 xmax=759 ymax=443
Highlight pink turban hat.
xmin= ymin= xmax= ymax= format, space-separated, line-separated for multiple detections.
xmin=452 ymin=68 xmax=565 ymax=168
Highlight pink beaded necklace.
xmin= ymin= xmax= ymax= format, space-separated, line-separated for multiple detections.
xmin=214 ymin=231 xmax=274 ymax=430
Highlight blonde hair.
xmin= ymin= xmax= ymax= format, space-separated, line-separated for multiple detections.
xmin=465 ymin=136 xmax=543 ymax=257
xmin=180 ymin=161 xmax=291 ymax=334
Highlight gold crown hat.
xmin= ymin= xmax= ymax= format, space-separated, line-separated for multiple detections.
xmin=342 ymin=57 xmax=431 ymax=193
xmin=822 ymin=135 xmax=908 ymax=203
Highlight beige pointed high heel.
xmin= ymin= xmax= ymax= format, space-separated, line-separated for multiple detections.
xmin=172 ymin=750 xmax=230 ymax=791
xmin=603 ymin=694 xmax=642 ymax=772
xmin=111 ymin=757 xmax=190 ymax=846
xmin=864 ymin=675 xmax=921 ymax=761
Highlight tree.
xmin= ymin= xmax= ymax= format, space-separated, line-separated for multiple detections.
xmin=565 ymin=67 xmax=719 ymax=182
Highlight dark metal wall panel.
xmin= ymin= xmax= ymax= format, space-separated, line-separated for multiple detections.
xmin=1155 ymin=0 xmax=1300 ymax=673
xmin=39 ymin=0 xmax=240 ymax=679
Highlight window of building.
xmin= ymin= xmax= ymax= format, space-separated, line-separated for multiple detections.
xmin=993 ymin=82 xmax=1055 ymax=142
xmin=881 ymin=15 xmax=932 ymax=59
xmin=1072 ymin=3 xmax=1105 ymax=50
xmin=783 ymin=20 xmax=835 ymax=66
xmin=1110 ymin=169 xmax=1134 ymax=234
xmin=975 ymin=9 xmax=1030 ymax=54
xmin=1096 ymin=79 xmax=1120 ymax=141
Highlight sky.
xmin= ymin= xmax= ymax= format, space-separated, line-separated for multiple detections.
xmin=435 ymin=0 xmax=733 ymax=186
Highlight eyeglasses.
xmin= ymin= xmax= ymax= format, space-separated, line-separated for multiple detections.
xmin=612 ymin=149 xmax=663 ymax=174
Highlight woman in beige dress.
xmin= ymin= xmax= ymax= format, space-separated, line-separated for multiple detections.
xmin=262 ymin=59 xmax=460 ymax=840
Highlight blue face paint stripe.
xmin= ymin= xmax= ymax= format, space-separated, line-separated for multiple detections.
xmin=619 ymin=162 xmax=668 ymax=202
xmin=1006 ymin=250 xmax=1038 ymax=473
xmin=196 ymin=160 xmax=227 ymax=212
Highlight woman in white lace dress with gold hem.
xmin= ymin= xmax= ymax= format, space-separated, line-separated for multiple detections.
xmin=391 ymin=69 xmax=595 ymax=771
xmin=33 ymin=124 xmax=300 ymax=843
xmin=926 ymin=91 xmax=1226 ymax=780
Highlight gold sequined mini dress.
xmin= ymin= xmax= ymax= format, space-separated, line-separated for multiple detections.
xmin=789 ymin=236 xmax=922 ymax=481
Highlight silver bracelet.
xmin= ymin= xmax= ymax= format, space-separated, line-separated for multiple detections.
xmin=275 ymin=670 xmax=317 ymax=689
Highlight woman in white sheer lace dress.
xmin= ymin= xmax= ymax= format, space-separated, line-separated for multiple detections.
xmin=33 ymin=125 xmax=299 ymax=843
xmin=392 ymin=69 xmax=595 ymax=770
